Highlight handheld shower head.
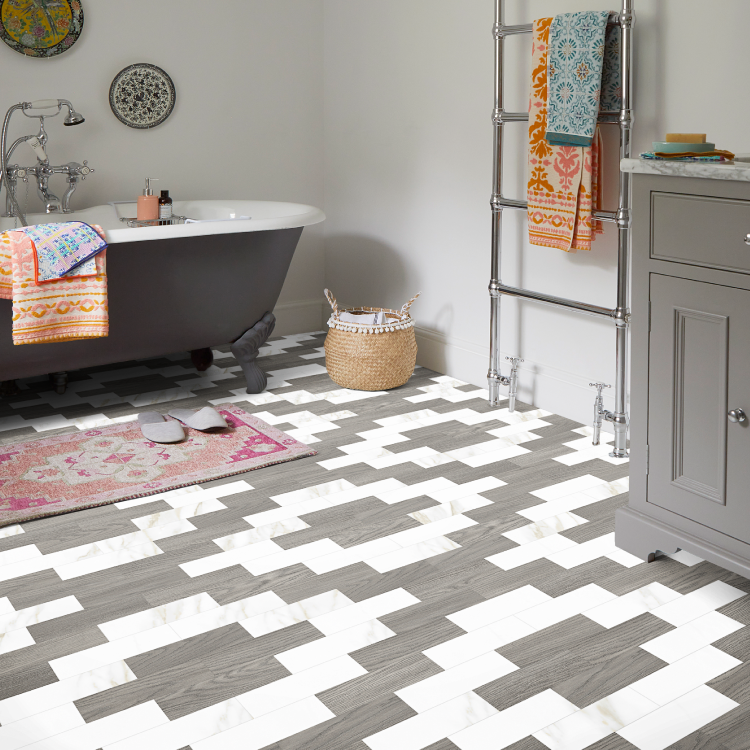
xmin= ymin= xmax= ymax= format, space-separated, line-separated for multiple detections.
xmin=62 ymin=102 xmax=85 ymax=126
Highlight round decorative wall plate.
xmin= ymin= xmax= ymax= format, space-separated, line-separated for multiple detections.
xmin=0 ymin=0 xmax=83 ymax=58
xmin=109 ymin=63 xmax=176 ymax=129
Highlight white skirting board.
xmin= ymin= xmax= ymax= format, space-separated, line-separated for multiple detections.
xmin=414 ymin=327 xmax=622 ymax=433
xmin=272 ymin=299 xmax=325 ymax=337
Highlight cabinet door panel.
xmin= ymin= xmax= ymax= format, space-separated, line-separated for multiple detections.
xmin=648 ymin=274 xmax=750 ymax=542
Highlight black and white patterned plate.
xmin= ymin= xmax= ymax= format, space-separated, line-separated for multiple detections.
xmin=109 ymin=63 xmax=176 ymax=129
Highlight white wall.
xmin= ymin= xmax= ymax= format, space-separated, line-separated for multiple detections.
xmin=1 ymin=0 xmax=326 ymax=334
xmin=323 ymin=0 xmax=750 ymax=426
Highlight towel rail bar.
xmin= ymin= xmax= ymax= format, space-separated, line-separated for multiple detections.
xmin=490 ymin=196 xmax=618 ymax=224
xmin=490 ymin=283 xmax=617 ymax=321
xmin=494 ymin=110 xmax=622 ymax=124
xmin=488 ymin=0 xmax=634 ymax=459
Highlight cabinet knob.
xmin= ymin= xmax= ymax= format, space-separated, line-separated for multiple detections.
xmin=728 ymin=408 xmax=747 ymax=424
xmin=745 ymin=234 xmax=750 ymax=246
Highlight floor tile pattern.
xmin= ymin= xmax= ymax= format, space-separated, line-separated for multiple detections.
xmin=0 ymin=332 xmax=748 ymax=750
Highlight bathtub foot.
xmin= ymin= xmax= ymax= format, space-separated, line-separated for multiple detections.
xmin=190 ymin=348 xmax=214 ymax=372
xmin=50 ymin=371 xmax=68 ymax=395
xmin=230 ymin=312 xmax=275 ymax=394
xmin=0 ymin=380 xmax=20 ymax=397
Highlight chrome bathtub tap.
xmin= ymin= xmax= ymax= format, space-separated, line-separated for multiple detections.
xmin=0 ymin=99 xmax=93 ymax=224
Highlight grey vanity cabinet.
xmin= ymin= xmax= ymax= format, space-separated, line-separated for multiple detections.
xmin=616 ymin=172 xmax=750 ymax=577
xmin=647 ymin=274 xmax=750 ymax=541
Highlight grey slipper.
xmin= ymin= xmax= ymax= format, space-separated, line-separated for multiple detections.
xmin=168 ymin=406 xmax=228 ymax=432
xmin=138 ymin=412 xmax=186 ymax=444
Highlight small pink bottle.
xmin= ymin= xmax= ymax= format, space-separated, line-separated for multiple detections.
xmin=137 ymin=178 xmax=159 ymax=221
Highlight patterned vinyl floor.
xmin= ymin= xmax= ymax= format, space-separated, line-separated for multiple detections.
xmin=0 ymin=331 xmax=748 ymax=750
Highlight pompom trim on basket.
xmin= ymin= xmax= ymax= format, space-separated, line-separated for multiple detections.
xmin=323 ymin=289 xmax=421 ymax=334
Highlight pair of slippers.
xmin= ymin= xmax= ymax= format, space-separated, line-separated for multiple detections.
xmin=138 ymin=407 xmax=228 ymax=444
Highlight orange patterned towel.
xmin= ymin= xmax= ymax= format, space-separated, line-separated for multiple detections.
xmin=2 ymin=227 xmax=108 ymax=345
xmin=527 ymin=17 xmax=603 ymax=253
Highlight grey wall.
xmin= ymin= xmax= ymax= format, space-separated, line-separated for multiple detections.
xmin=323 ymin=0 xmax=750 ymax=426
xmin=1 ymin=0 xmax=325 ymax=328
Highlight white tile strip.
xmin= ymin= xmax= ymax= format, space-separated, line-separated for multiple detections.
xmin=650 ymin=580 xmax=746 ymax=627
xmin=0 ymin=661 xmax=137 ymax=724
xmin=396 ymin=652 xmax=518 ymax=713
xmin=617 ymin=685 xmax=738 ymax=750
xmin=0 ymin=595 xmax=82 ymax=634
xmin=447 ymin=585 xmax=552 ymax=633
xmin=192 ymin=696 xmax=335 ymax=750
xmin=583 ymin=583 xmax=682 ymax=629
xmin=364 ymin=690 xmax=498 ymax=750
xmin=639 ymin=611 xmax=745 ymax=664
xmin=0 ymin=703 xmax=85 ymax=750
xmin=450 ymin=689 xmax=578 ymax=750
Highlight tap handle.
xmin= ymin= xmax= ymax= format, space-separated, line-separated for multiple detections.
xmin=590 ymin=382 xmax=611 ymax=396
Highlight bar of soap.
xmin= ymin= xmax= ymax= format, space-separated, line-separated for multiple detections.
xmin=666 ymin=133 xmax=707 ymax=144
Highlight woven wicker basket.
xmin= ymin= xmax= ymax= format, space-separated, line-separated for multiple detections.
xmin=323 ymin=289 xmax=420 ymax=391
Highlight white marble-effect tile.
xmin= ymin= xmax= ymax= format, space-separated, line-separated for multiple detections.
xmin=0 ymin=524 xmax=24 ymax=539
xmin=131 ymin=498 xmax=227 ymax=529
xmin=617 ymin=685 xmax=738 ymax=750
xmin=666 ymin=549 xmax=705 ymax=566
xmin=0 ymin=543 xmax=42 ymax=567
xmin=364 ymin=690 xmax=498 ymax=750
xmin=486 ymin=533 xmax=578 ymax=571
xmin=450 ymin=689 xmax=578 ymax=750
xmin=242 ymin=538 xmax=344 ymax=576
xmin=180 ymin=539 xmax=284 ymax=578
xmin=583 ymin=583 xmax=683 ymax=629
xmin=104 ymin=696 xmax=251 ymax=750
xmin=629 ymin=646 xmax=741 ymax=706
xmin=640 ymin=611 xmax=745 ymax=664
xmin=275 ymin=618 xmax=396 ymax=674
xmin=170 ymin=591 xmax=285 ymax=639
xmin=518 ymin=485 xmax=625 ymax=522
xmin=375 ymin=477 xmax=457 ymax=505
xmin=503 ymin=513 xmax=588 ymax=546
xmin=0 ymin=596 xmax=13 ymax=616
xmin=428 ymin=476 xmax=507 ymax=502
xmin=127 ymin=388 xmax=196 ymax=408
xmin=49 ymin=625 xmax=180 ymax=680
xmin=214 ymin=517 xmax=310 ymax=550
xmin=408 ymin=494 xmax=493 ymax=524
xmin=0 ymin=703 xmax=85 ymax=750
xmin=0 ymin=627 xmax=35 ymax=655
xmin=650 ymin=580 xmax=746 ymax=627
xmin=21 ymin=700 xmax=168 ymax=750
xmin=397 ymin=652 xmax=518 ymax=713
xmin=531 ymin=475 xmax=608 ymax=501
xmin=0 ymin=595 xmax=83 ymax=634
xmin=448 ymin=585 xmax=552 ymax=633
xmin=309 ymin=588 xmax=420 ymax=635
xmin=113 ymin=485 xmax=204 ymax=510
xmin=388 ymin=513 xmax=477 ymax=547
xmin=262 ymin=478 xmax=356 ymax=507
xmin=424 ymin=615 xmax=536 ymax=670
xmin=0 ymin=661 xmax=137 ymax=724
xmin=304 ymin=537 xmax=402 ymax=575
xmin=240 ymin=589 xmax=354 ymax=637
xmin=238 ymin=654 xmax=366 ymax=717
xmin=55 ymin=541 xmax=164 ymax=580
xmin=366 ymin=536 xmax=462 ymax=573
xmin=547 ymin=532 xmax=642 ymax=570
xmin=533 ymin=687 xmax=658 ymax=750
xmin=516 ymin=584 xmax=618 ymax=631
xmin=192 ymin=696 xmax=335 ymax=750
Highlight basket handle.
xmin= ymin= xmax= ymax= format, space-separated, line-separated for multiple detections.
xmin=324 ymin=288 xmax=339 ymax=317
xmin=400 ymin=291 xmax=421 ymax=317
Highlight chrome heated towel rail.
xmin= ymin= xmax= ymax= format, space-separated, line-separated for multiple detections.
xmin=488 ymin=0 xmax=634 ymax=458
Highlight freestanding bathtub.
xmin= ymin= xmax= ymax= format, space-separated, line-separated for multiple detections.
xmin=0 ymin=200 xmax=325 ymax=392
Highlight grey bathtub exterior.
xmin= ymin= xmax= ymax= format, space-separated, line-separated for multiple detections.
xmin=0 ymin=226 xmax=304 ymax=388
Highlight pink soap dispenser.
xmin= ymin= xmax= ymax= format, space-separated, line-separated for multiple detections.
xmin=137 ymin=178 xmax=159 ymax=221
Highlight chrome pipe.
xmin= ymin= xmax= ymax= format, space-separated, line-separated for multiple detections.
xmin=491 ymin=282 xmax=617 ymax=320
xmin=507 ymin=357 xmax=523 ymax=412
xmin=610 ymin=0 xmax=634 ymax=459
xmin=491 ymin=196 xmax=618 ymax=224
xmin=488 ymin=0 xmax=509 ymax=406
xmin=494 ymin=110 xmax=620 ymax=125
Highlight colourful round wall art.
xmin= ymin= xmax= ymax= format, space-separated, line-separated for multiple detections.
xmin=0 ymin=0 xmax=83 ymax=58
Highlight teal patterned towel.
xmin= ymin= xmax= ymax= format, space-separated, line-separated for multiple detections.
xmin=546 ymin=11 xmax=621 ymax=148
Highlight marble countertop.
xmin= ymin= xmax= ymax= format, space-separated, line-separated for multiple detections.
xmin=621 ymin=158 xmax=750 ymax=182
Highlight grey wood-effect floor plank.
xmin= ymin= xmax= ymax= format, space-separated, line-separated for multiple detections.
xmin=586 ymin=733 xmax=640 ymax=750
xmin=318 ymin=651 xmax=442 ymax=716
xmin=271 ymin=692 xmax=415 ymax=750
xmin=504 ymin=737 xmax=552 ymax=750
xmin=0 ymin=660 xmax=59 ymax=701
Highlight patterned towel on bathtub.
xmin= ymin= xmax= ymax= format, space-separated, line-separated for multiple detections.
xmin=21 ymin=221 xmax=108 ymax=283
xmin=545 ymin=11 xmax=621 ymax=147
xmin=3 ymin=226 xmax=108 ymax=345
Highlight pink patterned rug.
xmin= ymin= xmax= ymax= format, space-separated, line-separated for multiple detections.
xmin=0 ymin=405 xmax=316 ymax=527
